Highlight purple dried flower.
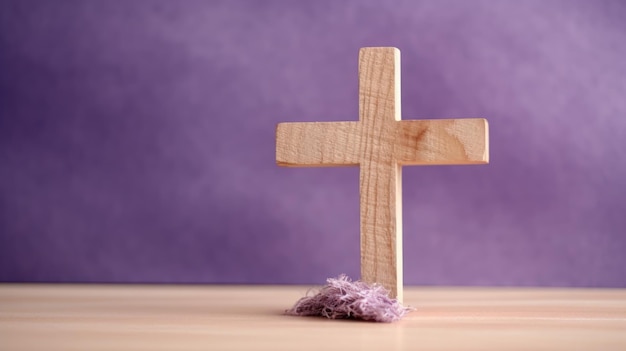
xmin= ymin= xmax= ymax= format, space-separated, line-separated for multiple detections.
xmin=286 ymin=275 xmax=412 ymax=323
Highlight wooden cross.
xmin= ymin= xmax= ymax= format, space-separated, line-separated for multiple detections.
xmin=275 ymin=47 xmax=489 ymax=302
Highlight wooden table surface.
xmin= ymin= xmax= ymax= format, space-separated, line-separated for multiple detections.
xmin=1 ymin=284 xmax=625 ymax=350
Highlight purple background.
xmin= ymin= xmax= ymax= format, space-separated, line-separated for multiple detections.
xmin=1 ymin=0 xmax=625 ymax=287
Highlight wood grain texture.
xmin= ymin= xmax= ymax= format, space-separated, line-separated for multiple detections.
xmin=275 ymin=47 xmax=489 ymax=301
xmin=1 ymin=284 xmax=625 ymax=351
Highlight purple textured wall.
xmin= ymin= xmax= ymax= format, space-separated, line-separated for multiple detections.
xmin=1 ymin=0 xmax=625 ymax=286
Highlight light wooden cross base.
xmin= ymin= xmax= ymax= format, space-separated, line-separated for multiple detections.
xmin=2 ymin=284 xmax=625 ymax=350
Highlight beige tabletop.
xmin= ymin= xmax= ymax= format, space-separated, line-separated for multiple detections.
xmin=1 ymin=284 xmax=625 ymax=350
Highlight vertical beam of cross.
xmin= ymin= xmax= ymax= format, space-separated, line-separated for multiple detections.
xmin=358 ymin=48 xmax=404 ymax=301
xmin=276 ymin=47 xmax=489 ymax=302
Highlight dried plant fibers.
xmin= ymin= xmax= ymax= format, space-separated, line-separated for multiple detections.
xmin=286 ymin=275 xmax=412 ymax=322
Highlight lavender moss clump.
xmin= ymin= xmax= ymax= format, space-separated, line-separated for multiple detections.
xmin=286 ymin=275 xmax=412 ymax=323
